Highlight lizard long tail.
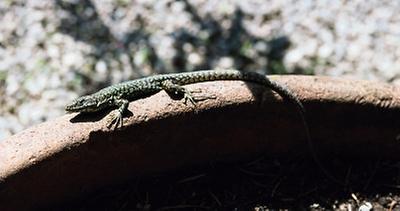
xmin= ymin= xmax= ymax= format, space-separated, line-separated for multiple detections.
xmin=258 ymin=74 xmax=342 ymax=185
xmin=187 ymin=70 xmax=342 ymax=184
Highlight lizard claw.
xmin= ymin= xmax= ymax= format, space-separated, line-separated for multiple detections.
xmin=184 ymin=92 xmax=196 ymax=106
xmin=183 ymin=90 xmax=218 ymax=106
xmin=107 ymin=111 xmax=124 ymax=130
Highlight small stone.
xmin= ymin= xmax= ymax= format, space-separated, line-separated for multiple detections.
xmin=347 ymin=44 xmax=362 ymax=61
xmin=318 ymin=44 xmax=333 ymax=58
xmin=188 ymin=52 xmax=202 ymax=66
xmin=62 ymin=52 xmax=83 ymax=68
xmin=25 ymin=73 xmax=47 ymax=96
xmin=95 ymin=60 xmax=107 ymax=74
xmin=217 ymin=57 xmax=234 ymax=69
xmin=358 ymin=202 xmax=373 ymax=211
xmin=254 ymin=41 xmax=268 ymax=53
xmin=285 ymin=49 xmax=304 ymax=64
xmin=301 ymin=38 xmax=318 ymax=56
xmin=171 ymin=1 xmax=185 ymax=13
xmin=47 ymin=45 xmax=60 ymax=59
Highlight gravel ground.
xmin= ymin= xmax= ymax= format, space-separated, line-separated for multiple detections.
xmin=1 ymin=0 xmax=400 ymax=209
xmin=1 ymin=0 xmax=400 ymax=139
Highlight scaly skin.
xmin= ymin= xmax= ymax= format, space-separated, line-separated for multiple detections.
xmin=65 ymin=69 xmax=306 ymax=129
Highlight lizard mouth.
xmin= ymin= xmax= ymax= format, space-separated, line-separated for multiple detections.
xmin=65 ymin=101 xmax=99 ymax=113
xmin=65 ymin=104 xmax=89 ymax=112
xmin=65 ymin=104 xmax=79 ymax=112
xmin=65 ymin=101 xmax=90 ymax=112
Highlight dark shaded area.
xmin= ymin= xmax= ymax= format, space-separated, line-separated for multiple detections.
xmin=54 ymin=0 xmax=158 ymax=88
xmin=69 ymin=108 xmax=133 ymax=124
xmin=55 ymin=0 xmax=112 ymax=48
xmin=57 ymin=157 xmax=400 ymax=210
xmin=54 ymin=0 xmax=294 ymax=92
xmin=172 ymin=0 xmax=291 ymax=73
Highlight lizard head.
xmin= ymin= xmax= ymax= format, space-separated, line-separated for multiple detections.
xmin=65 ymin=95 xmax=99 ymax=113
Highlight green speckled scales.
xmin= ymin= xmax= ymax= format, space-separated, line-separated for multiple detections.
xmin=66 ymin=70 xmax=303 ymax=113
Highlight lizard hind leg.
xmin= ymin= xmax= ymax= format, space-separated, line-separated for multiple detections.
xmin=161 ymin=80 xmax=217 ymax=106
xmin=161 ymin=80 xmax=197 ymax=106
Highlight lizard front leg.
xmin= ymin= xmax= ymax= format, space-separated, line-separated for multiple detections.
xmin=107 ymin=98 xmax=129 ymax=129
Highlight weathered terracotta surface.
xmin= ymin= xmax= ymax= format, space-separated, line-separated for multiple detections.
xmin=1 ymin=76 xmax=400 ymax=210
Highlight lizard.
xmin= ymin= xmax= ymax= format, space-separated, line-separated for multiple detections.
xmin=65 ymin=69 xmax=339 ymax=183
xmin=65 ymin=69 xmax=307 ymax=131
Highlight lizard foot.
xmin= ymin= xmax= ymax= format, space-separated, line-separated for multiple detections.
xmin=183 ymin=90 xmax=217 ymax=106
xmin=107 ymin=110 xmax=124 ymax=130
xmin=183 ymin=91 xmax=196 ymax=106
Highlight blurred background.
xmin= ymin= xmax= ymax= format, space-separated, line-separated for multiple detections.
xmin=1 ymin=0 xmax=400 ymax=139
